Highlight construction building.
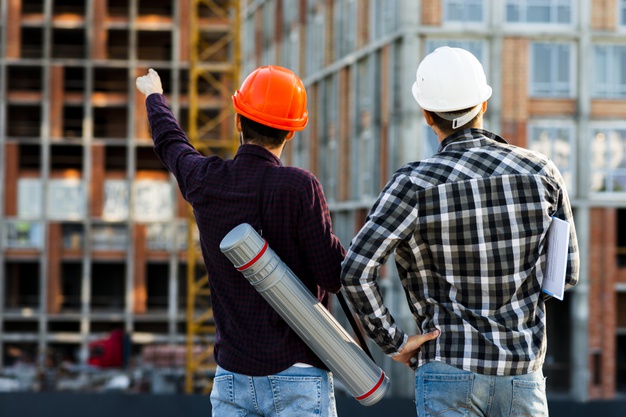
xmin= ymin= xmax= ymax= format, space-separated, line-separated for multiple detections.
xmin=0 ymin=0 xmax=625 ymax=403
xmin=0 ymin=0 xmax=236 ymax=393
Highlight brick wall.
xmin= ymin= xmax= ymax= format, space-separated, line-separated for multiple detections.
xmin=529 ymin=99 xmax=577 ymax=116
xmin=591 ymin=100 xmax=626 ymax=118
xmin=591 ymin=0 xmax=617 ymax=31
xmin=421 ymin=0 xmax=441 ymax=26
xmin=588 ymin=208 xmax=617 ymax=399
xmin=501 ymin=37 xmax=529 ymax=147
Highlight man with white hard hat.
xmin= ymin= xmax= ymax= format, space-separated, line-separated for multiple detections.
xmin=341 ymin=46 xmax=579 ymax=416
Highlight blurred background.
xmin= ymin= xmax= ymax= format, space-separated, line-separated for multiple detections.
xmin=0 ymin=0 xmax=625 ymax=415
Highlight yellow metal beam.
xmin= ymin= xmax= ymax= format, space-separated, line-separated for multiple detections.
xmin=186 ymin=0 xmax=240 ymax=394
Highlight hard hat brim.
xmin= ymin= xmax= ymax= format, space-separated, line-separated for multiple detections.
xmin=232 ymin=94 xmax=308 ymax=132
xmin=413 ymin=81 xmax=492 ymax=112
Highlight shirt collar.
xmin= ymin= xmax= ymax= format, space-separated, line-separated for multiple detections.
xmin=234 ymin=144 xmax=284 ymax=166
xmin=438 ymin=128 xmax=508 ymax=154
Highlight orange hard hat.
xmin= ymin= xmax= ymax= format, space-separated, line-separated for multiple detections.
xmin=232 ymin=65 xmax=308 ymax=131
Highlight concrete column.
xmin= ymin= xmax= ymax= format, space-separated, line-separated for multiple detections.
xmin=47 ymin=223 xmax=62 ymax=314
xmin=570 ymin=0 xmax=592 ymax=402
xmin=397 ymin=0 xmax=422 ymax=166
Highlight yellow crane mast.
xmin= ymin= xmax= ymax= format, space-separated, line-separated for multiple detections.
xmin=186 ymin=0 xmax=240 ymax=394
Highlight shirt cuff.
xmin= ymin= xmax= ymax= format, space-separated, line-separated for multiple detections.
xmin=145 ymin=93 xmax=167 ymax=107
xmin=387 ymin=332 xmax=409 ymax=358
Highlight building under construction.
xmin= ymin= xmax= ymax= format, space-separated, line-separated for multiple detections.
xmin=0 ymin=0 xmax=236 ymax=393
xmin=0 ymin=0 xmax=625 ymax=404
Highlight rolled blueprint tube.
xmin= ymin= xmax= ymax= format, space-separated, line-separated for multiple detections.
xmin=220 ymin=223 xmax=390 ymax=406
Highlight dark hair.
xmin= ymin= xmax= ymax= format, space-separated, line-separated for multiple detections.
xmin=427 ymin=106 xmax=481 ymax=135
xmin=239 ymin=115 xmax=290 ymax=148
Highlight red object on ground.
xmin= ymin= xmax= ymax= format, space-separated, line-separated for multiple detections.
xmin=88 ymin=329 xmax=125 ymax=368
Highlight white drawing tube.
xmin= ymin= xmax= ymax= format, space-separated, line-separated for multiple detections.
xmin=219 ymin=223 xmax=390 ymax=406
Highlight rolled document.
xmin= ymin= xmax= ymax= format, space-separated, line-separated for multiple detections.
xmin=220 ymin=223 xmax=390 ymax=406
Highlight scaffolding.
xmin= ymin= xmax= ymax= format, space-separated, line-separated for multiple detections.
xmin=185 ymin=0 xmax=240 ymax=394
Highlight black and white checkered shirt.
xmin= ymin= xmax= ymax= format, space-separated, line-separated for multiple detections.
xmin=341 ymin=128 xmax=579 ymax=376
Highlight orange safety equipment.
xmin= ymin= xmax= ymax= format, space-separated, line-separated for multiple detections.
xmin=232 ymin=65 xmax=309 ymax=131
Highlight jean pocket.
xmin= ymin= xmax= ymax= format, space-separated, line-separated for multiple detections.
xmin=210 ymin=374 xmax=235 ymax=404
xmin=511 ymin=377 xmax=548 ymax=417
xmin=268 ymin=375 xmax=322 ymax=416
xmin=421 ymin=373 xmax=473 ymax=417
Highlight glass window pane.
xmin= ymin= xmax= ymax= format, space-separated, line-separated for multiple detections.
xmin=619 ymin=48 xmax=626 ymax=88
xmin=383 ymin=0 xmax=397 ymax=34
xmin=531 ymin=43 xmax=571 ymax=97
xmin=589 ymin=128 xmax=626 ymax=193
xmin=307 ymin=6 xmax=324 ymax=73
xmin=528 ymin=124 xmax=574 ymax=193
xmin=607 ymin=45 xmax=622 ymax=91
xmin=554 ymin=137 xmax=571 ymax=169
xmin=557 ymin=5 xmax=571 ymax=23
xmin=446 ymin=4 xmax=463 ymax=21
xmin=506 ymin=4 xmax=520 ymax=22
xmin=533 ymin=45 xmax=551 ymax=84
xmin=592 ymin=131 xmax=607 ymax=169
xmin=527 ymin=6 xmax=550 ymax=22
xmin=556 ymin=46 xmax=570 ymax=83
xmin=103 ymin=180 xmax=129 ymax=221
xmin=468 ymin=4 xmax=482 ymax=21
xmin=133 ymin=180 xmax=174 ymax=221
xmin=175 ymin=221 xmax=189 ymax=251
xmin=444 ymin=0 xmax=483 ymax=23
xmin=507 ymin=0 xmax=572 ymax=24
xmin=62 ymin=223 xmax=83 ymax=250
xmin=529 ymin=128 xmax=551 ymax=157
xmin=18 ymin=178 xmax=43 ymax=219
xmin=593 ymin=46 xmax=608 ymax=96
xmin=322 ymin=75 xmax=339 ymax=202
xmin=608 ymin=130 xmax=626 ymax=169
xmin=592 ymin=45 xmax=626 ymax=98
xmin=4 ymin=220 xmax=44 ymax=249
xmin=147 ymin=223 xmax=173 ymax=251
xmin=92 ymin=224 xmax=128 ymax=250
xmin=47 ymin=179 xmax=85 ymax=220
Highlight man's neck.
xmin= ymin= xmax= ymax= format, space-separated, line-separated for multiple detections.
xmin=242 ymin=141 xmax=285 ymax=159
xmin=266 ymin=144 xmax=284 ymax=159
xmin=436 ymin=123 xmax=484 ymax=143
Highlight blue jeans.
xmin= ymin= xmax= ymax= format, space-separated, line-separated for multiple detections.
xmin=210 ymin=365 xmax=337 ymax=417
xmin=415 ymin=361 xmax=548 ymax=417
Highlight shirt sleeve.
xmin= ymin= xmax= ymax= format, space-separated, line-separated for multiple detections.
xmin=145 ymin=94 xmax=213 ymax=202
xmin=340 ymin=173 xmax=417 ymax=355
xmin=297 ymin=175 xmax=346 ymax=294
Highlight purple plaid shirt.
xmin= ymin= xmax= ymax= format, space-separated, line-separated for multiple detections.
xmin=146 ymin=94 xmax=345 ymax=375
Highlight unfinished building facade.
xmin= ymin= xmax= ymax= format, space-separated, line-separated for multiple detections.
xmin=0 ymin=0 xmax=220 ymax=389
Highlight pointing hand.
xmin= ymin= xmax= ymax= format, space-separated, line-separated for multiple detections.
xmin=136 ymin=68 xmax=163 ymax=96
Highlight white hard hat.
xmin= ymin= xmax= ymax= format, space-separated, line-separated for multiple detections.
xmin=412 ymin=47 xmax=492 ymax=128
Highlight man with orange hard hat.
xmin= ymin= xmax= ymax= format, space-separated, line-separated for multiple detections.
xmin=136 ymin=66 xmax=345 ymax=416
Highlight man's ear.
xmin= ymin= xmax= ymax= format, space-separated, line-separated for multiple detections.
xmin=284 ymin=131 xmax=295 ymax=142
xmin=422 ymin=109 xmax=434 ymax=126
xmin=235 ymin=114 xmax=242 ymax=132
